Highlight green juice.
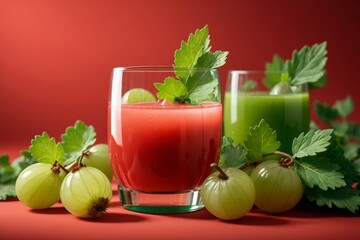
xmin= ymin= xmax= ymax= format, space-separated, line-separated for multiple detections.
xmin=224 ymin=91 xmax=310 ymax=154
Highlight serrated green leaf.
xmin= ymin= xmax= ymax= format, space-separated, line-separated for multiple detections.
xmin=306 ymin=186 xmax=360 ymax=213
xmin=292 ymin=129 xmax=333 ymax=158
xmin=294 ymin=157 xmax=346 ymax=190
xmin=154 ymin=77 xmax=188 ymax=102
xmin=61 ymin=120 xmax=96 ymax=165
xmin=221 ymin=136 xmax=234 ymax=151
xmin=12 ymin=154 xmax=37 ymax=177
xmin=0 ymin=155 xmax=14 ymax=184
xmin=308 ymin=71 xmax=328 ymax=89
xmin=29 ymin=132 xmax=64 ymax=164
xmin=342 ymin=142 xmax=360 ymax=161
xmin=244 ymin=119 xmax=281 ymax=161
xmin=1 ymin=153 xmax=36 ymax=182
xmin=63 ymin=152 xmax=80 ymax=167
xmin=318 ymin=138 xmax=360 ymax=185
xmin=0 ymin=184 xmax=16 ymax=200
xmin=186 ymin=75 xmax=219 ymax=104
xmin=195 ymin=51 xmax=228 ymax=69
xmin=264 ymin=54 xmax=285 ymax=89
xmin=155 ymin=25 xmax=227 ymax=104
xmin=315 ymin=100 xmax=339 ymax=124
xmin=219 ymin=136 xmax=247 ymax=169
xmin=174 ymin=25 xmax=210 ymax=82
xmin=0 ymin=152 xmax=37 ymax=201
xmin=286 ymin=42 xmax=328 ymax=85
xmin=178 ymin=29 xmax=227 ymax=104
xmin=334 ymin=96 xmax=354 ymax=118
xmin=332 ymin=121 xmax=349 ymax=138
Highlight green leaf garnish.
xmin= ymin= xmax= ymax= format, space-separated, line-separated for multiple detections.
xmin=342 ymin=142 xmax=360 ymax=161
xmin=315 ymin=101 xmax=339 ymax=124
xmin=155 ymin=25 xmax=228 ymax=104
xmin=61 ymin=120 xmax=96 ymax=165
xmin=174 ymin=25 xmax=210 ymax=81
xmin=334 ymin=96 xmax=354 ymax=119
xmin=306 ymin=186 xmax=360 ymax=214
xmin=29 ymin=132 xmax=65 ymax=164
xmin=219 ymin=136 xmax=247 ymax=169
xmin=195 ymin=51 xmax=228 ymax=69
xmin=264 ymin=54 xmax=285 ymax=89
xmin=308 ymin=72 xmax=328 ymax=89
xmin=286 ymin=42 xmax=328 ymax=86
xmin=185 ymin=74 xmax=219 ymax=104
xmin=292 ymin=134 xmax=360 ymax=212
xmin=309 ymin=97 xmax=360 ymax=212
xmin=265 ymin=42 xmax=328 ymax=90
xmin=294 ymin=157 xmax=345 ymax=190
xmin=0 ymin=152 xmax=37 ymax=200
xmin=0 ymin=155 xmax=14 ymax=184
xmin=322 ymin=139 xmax=360 ymax=185
xmin=243 ymin=119 xmax=281 ymax=162
xmin=292 ymin=129 xmax=333 ymax=158
xmin=0 ymin=184 xmax=16 ymax=200
xmin=154 ymin=77 xmax=188 ymax=103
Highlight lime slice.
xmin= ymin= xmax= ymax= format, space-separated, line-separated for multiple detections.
xmin=122 ymin=88 xmax=156 ymax=103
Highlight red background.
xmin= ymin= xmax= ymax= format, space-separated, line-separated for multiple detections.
xmin=1 ymin=0 xmax=360 ymax=154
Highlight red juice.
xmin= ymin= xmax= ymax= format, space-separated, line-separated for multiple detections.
xmin=108 ymin=102 xmax=222 ymax=193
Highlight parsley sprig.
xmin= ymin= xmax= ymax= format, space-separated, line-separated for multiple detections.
xmin=154 ymin=25 xmax=228 ymax=104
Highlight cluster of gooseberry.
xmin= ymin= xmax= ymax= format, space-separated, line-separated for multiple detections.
xmin=201 ymin=156 xmax=303 ymax=220
xmin=15 ymin=144 xmax=113 ymax=218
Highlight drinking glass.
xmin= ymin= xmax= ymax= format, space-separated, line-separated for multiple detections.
xmin=108 ymin=66 xmax=222 ymax=213
xmin=223 ymin=70 xmax=310 ymax=154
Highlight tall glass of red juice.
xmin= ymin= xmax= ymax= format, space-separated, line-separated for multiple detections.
xmin=108 ymin=66 xmax=222 ymax=213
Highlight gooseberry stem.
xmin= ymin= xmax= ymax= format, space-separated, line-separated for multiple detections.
xmin=51 ymin=160 xmax=69 ymax=174
xmin=240 ymin=162 xmax=257 ymax=170
xmin=78 ymin=151 xmax=89 ymax=167
xmin=264 ymin=151 xmax=294 ymax=167
xmin=211 ymin=163 xmax=228 ymax=180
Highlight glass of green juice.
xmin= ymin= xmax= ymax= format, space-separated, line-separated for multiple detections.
xmin=223 ymin=70 xmax=310 ymax=154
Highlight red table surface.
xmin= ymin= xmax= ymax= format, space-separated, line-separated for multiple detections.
xmin=1 ymin=144 xmax=359 ymax=240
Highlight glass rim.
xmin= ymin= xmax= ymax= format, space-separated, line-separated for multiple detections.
xmin=113 ymin=66 xmax=219 ymax=72
xmin=228 ymin=70 xmax=288 ymax=74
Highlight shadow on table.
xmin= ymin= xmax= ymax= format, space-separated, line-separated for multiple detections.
xmin=275 ymin=203 xmax=360 ymax=218
xmin=164 ymin=208 xmax=289 ymax=226
xmin=81 ymin=212 xmax=147 ymax=223
xmin=229 ymin=214 xmax=289 ymax=226
xmin=163 ymin=202 xmax=360 ymax=224
xmin=30 ymin=206 xmax=68 ymax=215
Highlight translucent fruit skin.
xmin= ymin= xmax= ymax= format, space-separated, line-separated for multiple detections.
xmin=121 ymin=88 xmax=156 ymax=103
xmin=60 ymin=166 xmax=112 ymax=218
xmin=250 ymin=160 xmax=304 ymax=213
xmin=15 ymin=163 xmax=66 ymax=209
xmin=82 ymin=144 xmax=113 ymax=181
xmin=200 ymin=168 xmax=256 ymax=220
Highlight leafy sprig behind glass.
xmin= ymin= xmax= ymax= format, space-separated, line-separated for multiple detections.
xmin=313 ymin=96 xmax=360 ymax=171
xmin=264 ymin=42 xmax=328 ymax=90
